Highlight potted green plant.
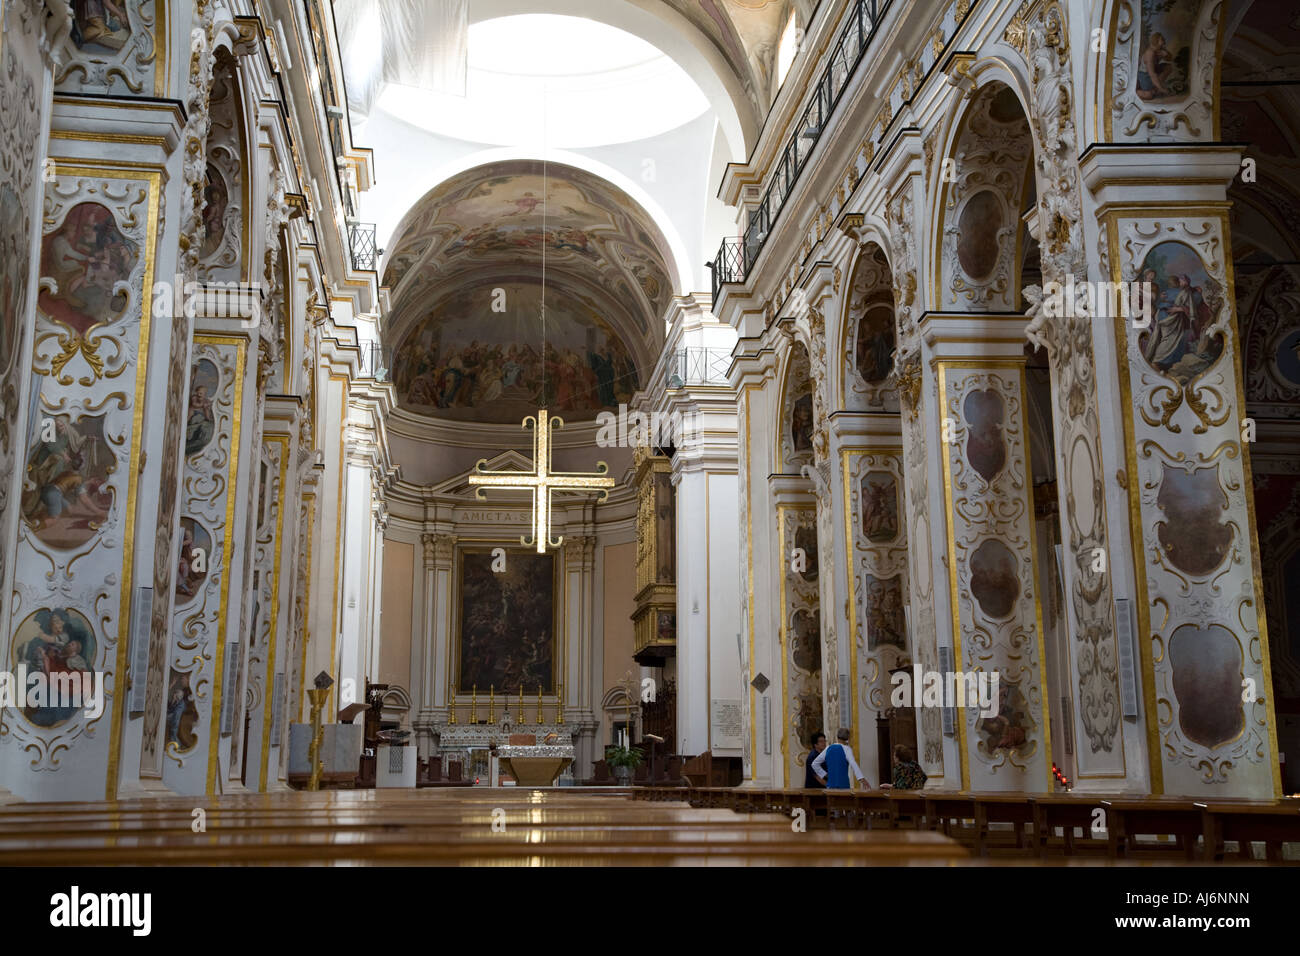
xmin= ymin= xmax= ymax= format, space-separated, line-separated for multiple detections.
xmin=604 ymin=744 xmax=645 ymax=785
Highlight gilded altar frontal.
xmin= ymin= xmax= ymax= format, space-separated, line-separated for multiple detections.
xmin=0 ymin=0 xmax=1296 ymax=900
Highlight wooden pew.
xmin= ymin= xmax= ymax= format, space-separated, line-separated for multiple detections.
xmin=972 ymin=793 xmax=1040 ymax=856
xmin=923 ymin=792 xmax=978 ymax=843
xmin=1197 ymin=800 xmax=1300 ymax=862
xmin=1100 ymin=796 xmax=1207 ymax=860
xmin=0 ymin=789 xmax=969 ymax=866
xmin=885 ymin=789 xmax=929 ymax=829
xmin=1030 ymin=792 xmax=1115 ymax=858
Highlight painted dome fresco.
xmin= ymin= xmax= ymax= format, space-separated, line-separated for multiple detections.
xmin=384 ymin=160 xmax=677 ymax=424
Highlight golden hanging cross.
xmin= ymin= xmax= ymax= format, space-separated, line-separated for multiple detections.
xmin=468 ymin=409 xmax=615 ymax=553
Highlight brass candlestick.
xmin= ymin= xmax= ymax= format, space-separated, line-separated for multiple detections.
xmin=489 ymin=686 xmax=495 ymax=724
xmin=470 ymin=686 xmax=478 ymax=724
xmin=449 ymin=692 xmax=457 ymax=725
xmin=306 ymin=687 xmax=331 ymax=791
xmin=536 ymin=685 xmax=543 ymax=724
xmin=555 ymin=685 xmax=564 ymax=724
xmin=518 ymin=684 xmax=524 ymax=723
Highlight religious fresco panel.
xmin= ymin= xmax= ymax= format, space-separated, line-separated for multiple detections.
xmin=1109 ymin=0 xmax=1219 ymax=142
xmin=57 ymin=0 xmax=163 ymax=98
xmin=38 ymin=202 xmax=137 ymax=335
xmin=1136 ymin=240 xmax=1225 ymax=386
xmin=10 ymin=608 xmax=98 ymax=728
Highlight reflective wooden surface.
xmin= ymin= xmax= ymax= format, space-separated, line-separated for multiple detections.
xmin=0 ymin=787 xmax=968 ymax=866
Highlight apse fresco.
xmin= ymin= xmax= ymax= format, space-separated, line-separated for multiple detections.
xmin=393 ymin=282 xmax=639 ymax=423
xmin=39 ymin=202 xmax=137 ymax=335
xmin=1155 ymin=463 xmax=1233 ymax=576
xmin=458 ymin=550 xmax=554 ymax=693
xmin=21 ymin=413 xmax=115 ymax=549
xmin=11 ymin=608 xmax=97 ymax=728
xmin=1137 ymin=240 xmax=1225 ymax=384
xmin=1136 ymin=0 xmax=1197 ymax=103
xmin=1169 ymin=623 xmax=1245 ymax=749
xmin=382 ymin=162 xmax=674 ymax=322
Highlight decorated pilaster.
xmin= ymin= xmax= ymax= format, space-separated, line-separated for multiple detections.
xmin=786 ymin=261 xmax=844 ymax=742
xmin=1088 ymin=146 xmax=1280 ymax=797
xmin=881 ymin=135 xmax=956 ymax=785
xmin=832 ymin=235 xmax=907 ymax=779
xmin=0 ymin=0 xmax=69 ymax=672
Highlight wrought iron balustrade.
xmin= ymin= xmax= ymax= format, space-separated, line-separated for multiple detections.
xmin=349 ymin=221 xmax=377 ymax=272
xmin=711 ymin=0 xmax=891 ymax=300
xmin=710 ymin=238 xmax=744 ymax=302
xmin=668 ymin=347 xmax=732 ymax=387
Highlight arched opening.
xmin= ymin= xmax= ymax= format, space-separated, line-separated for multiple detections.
xmin=1222 ymin=3 xmax=1300 ymax=793
xmin=935 ymin=80 xmax=1072 ymax=787
xmin=840 ymin=241 xmax=913 ymax=785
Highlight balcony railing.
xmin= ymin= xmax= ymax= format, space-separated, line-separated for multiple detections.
xmin=349 ymin=221 xmax=377 ymax=272
xmin=668 ymin=347 xmax=732 ymax=388
xmin=711 ymin=0 xmax=891 ymax=300
xmin=709 ymin=238 xmax=744 ymax=302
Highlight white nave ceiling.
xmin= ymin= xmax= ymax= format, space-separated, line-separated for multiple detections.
xmin=0 ymin=0 xmax=1296 ymax=801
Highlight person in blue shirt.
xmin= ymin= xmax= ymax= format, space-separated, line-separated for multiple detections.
xmin=811 ymin=727 xmax=870 ymax=790
xmin=803 ymin=731 xmax=827 ymax=789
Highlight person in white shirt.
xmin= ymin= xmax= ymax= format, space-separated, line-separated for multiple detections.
xmin=811 ymin=727 xmax=870 ymax=789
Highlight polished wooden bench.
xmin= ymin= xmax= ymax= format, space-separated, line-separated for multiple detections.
xmin=885 ymin=789 xmax=929 ymax=829
xmin=971 ymin=793 xmax=1038 ymax=856
xmin=922 ymin=792 xmax=978 ymax=842
xmin=1100 ymin=796 xmax=1208 ymax=860
xmin=1030 ymin=792 xmax=1117 ymax=858
xmin=0 ymin=789 xmax=968 ymax=866
xmin=1197 ymin=800 xmax=1300 ymax=862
